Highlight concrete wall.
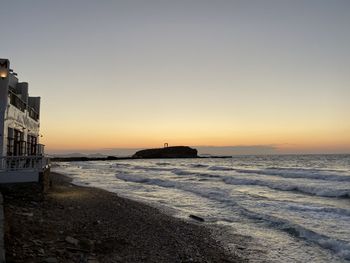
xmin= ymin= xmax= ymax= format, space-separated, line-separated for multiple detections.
xmin=0 ymin=171 xmax=39 ymax=184
xmin=0 ymin=59 xmax=10 ymax=158
xmin=0 ymin=59 xmax=41 ymax=157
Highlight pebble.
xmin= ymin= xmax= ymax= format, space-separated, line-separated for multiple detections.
xmin=32 ymin=239 xmax=43 ymax=246
xmin=16 ymin=212 xmax=34 ymax=217
xmin=65 ymin=236 xmax=79 ymax=246
xmin=44 ymin=257 xmax=58 ymax=263
xmin=93 ymin=220 xmax=101 ymax=225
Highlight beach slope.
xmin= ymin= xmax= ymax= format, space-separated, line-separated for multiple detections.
xmin=1 ymin=173 xmax=243 ymax=263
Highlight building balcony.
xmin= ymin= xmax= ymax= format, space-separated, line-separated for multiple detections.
xmin=0 ymin=155 xmax=50 ymax=172
xmin=7 ymin=140 xmax=45 ymax=157
xmin=8 ymin=90 xmax=40 ymax=121
xmin=28 ymin=107 xmax=39 ymax=121
xmin=0 ymin=155 xmax=50 ymax=184
xmin=9 ymin=90 xmax=26 ymax=112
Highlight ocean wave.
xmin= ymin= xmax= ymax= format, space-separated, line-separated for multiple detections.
xmin=170 ymin=168 xmax=350 ymax=198
xmin=117 ymin=169 xmax=350 ymax=202
xmin=115 ymin=163 xmax=133 ymax=168
xmin=208 ymin=166 xmax=233 ymax=171
xmin=117 ymin=167 xmax=350 ymax=201
xmin=117 ymin=163 xmax=350 ymax=198
xmin=282 ymin=203 xmax=350 ymax=217
xmin=115 ymin=173 xmax=232 ymax=202
xmin=122 ymin=165 xmax=350 ymax=198
xmin=249 ymin=200 xmax=350 ymax=219
xmin=189 ymin=164 xmax=209 ymax=168
xmin=208 ymin=165 xmax=350 ymax=182
xmin=116 ymin=173 xmax=176 ymax=188
xmin=267 ymin=166 xmax=348 ymax=174
xmin=171 ymin=169 xmax=195 ymax=176
xmin=156 ymin=162 xmax=171 ymax=166
xmin=171 ymin=169 xmax=220 ymax=178
xmin=221 ymin=176 xmax=350 ymax=198
xmin=132 ymin=165 xmax=174 ymax=172
xmin=239 ymin=209 xmax=350 ymax=260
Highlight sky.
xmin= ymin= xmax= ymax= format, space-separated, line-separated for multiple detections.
xmin=1 ymin=0 xmax=349 ymax=155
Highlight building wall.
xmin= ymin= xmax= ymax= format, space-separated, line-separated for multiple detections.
xmin=0 ymin=58 xmax=41 ymax=157
xmin=0 ymin=59 xmax=10 ymax=157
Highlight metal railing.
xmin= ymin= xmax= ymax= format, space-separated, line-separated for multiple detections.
xmin=28 ymin=107 xmax=39 ymax=121
xmin=0 ymin=156 xmax=50 ymax=171
xmin=7 ymin=141 xmax=45 ymax=157
xmin=9 ymin=90 xmax=26 ymax=112
xmin=8 ymin=90 xmax=40 ymax=121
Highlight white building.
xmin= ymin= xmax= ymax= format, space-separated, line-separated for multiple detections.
xmin=0 ymin=58 xmax=49 ymax=184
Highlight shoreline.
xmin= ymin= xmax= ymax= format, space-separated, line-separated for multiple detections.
xmin=1 ymin=172 xmax=245 ymax=262
xmin=50 ymin=156 xmax=233 ymax=162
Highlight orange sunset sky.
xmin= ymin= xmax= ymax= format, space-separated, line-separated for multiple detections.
xmin=1 ymin=1 xmax=349 ymax=155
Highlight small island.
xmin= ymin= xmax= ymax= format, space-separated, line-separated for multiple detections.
xmin=132 ymin=146 xmax=198 ymax=159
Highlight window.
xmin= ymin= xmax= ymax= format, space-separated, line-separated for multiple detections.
xmin=27 ymin=135 xmax=38 ymax=155
xmin=7 ymin=128 xmax=26 ymax=156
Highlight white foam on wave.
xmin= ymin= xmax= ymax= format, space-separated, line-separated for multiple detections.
xmin=208 ymin=165 xmax=350 ymax=182
xmin=284 ymin=203 xmax=350 ymax=217
xmin=240 ymin=209 xmax=350 ymax=260
xmin=236 ymin=167 xmax=350 ymax=182
xmin=170 ymin=167 xmax=350 ymax=198
xmin=221 ymin=176 xmax=350 ymax=198
xmin=116 ymin=173 xmax=176 ymax=188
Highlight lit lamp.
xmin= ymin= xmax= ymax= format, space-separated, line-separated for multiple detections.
xmin=0 ymin=70 xmax=7 ymax=79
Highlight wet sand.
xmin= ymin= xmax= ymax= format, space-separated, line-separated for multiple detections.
xmin=1 ymin=172 xmax=245 ymax=263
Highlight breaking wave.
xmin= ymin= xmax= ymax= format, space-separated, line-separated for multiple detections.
xmin=220 ymin=176 xmax=350 ymax=198
xmin=168 ymin=168 xmax=350 ymax=198
xmin=208 ymin=166 xmax=350 ymax=182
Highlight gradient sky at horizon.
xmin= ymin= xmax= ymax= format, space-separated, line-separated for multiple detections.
xmin=1 ymin=0 xmax=349 ymax=154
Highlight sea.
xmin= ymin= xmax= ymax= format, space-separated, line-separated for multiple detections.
xmin=53 ymin=154 xmax=350 ymax=262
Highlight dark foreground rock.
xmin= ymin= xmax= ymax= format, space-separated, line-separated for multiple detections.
xmin=0 ymin=173 xmax=244 ymax=263
xmin=133 ymin=146 xmax=198 ymax=159
xmin=189 ymin=214 xmax=205 ymax=222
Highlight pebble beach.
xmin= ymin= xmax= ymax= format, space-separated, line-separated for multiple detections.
xmin=1 ymin=172 xmax=244 ymax=263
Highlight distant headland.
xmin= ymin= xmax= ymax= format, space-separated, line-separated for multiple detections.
xmin=132 ymin=146 xmax=198 ymax=159
xmin=50 ymin=146 xmax=236 ymax=162
xmin=50 ymin=146 xmax=230 ymax=162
